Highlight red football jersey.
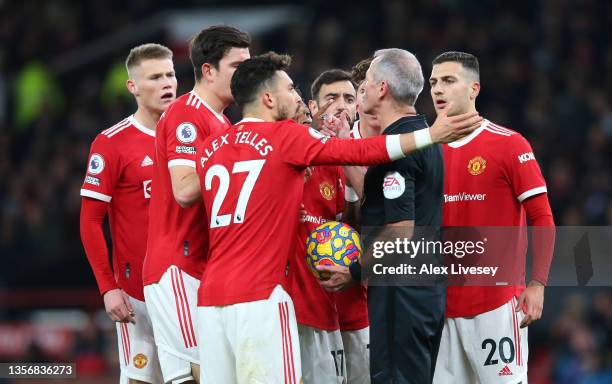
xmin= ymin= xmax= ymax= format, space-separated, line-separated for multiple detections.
xmin=197 ymin=118 xmax=400 ymax=306
xmin=443 ymin=120 xmax=547 ymax=317
xmin=80 ymin=115 xmax=156 ymax=300
xmin=143 ymin=91 xmax=230 ymax=285
xmin=335 ymin=120 xmax=370 ymax=330
xmin=290 ymin=165 xmax=345 ymax=330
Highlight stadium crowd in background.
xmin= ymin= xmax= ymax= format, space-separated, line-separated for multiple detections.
xmin=1 ymin=0 xmax=611 ymax=382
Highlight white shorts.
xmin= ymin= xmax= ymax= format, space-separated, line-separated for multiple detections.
xmin=341 ymin=327 xmax=370 ymax=384
xmin=198 ymin=285 xmax=302 ymax=384
xmin=433 ymin=297 xmax=529 ymax=384
xmin=143 ymin=266 xmax=199 ymax=383
xmin=298 ymin=324 xmax=345 ymax=383
xmin=116 ymin=295 xmax=163 ymax=383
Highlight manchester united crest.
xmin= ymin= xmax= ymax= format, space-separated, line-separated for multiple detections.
xmin=468 ymin=156 xmax=487 ymax=176
xmin=320 ymin=182 xmax=334 ymax=200
xmin=133 ymin=353 xmax=148 ymax=369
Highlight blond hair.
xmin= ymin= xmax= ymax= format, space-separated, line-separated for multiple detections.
xmin=125 ymin=43 xmax=173 ymax=75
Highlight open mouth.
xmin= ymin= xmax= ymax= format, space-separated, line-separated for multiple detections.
xmin=435 ymin=100 xmax=447 ymax=108
xmin=161 ymin=92 xmax=174 ymax=101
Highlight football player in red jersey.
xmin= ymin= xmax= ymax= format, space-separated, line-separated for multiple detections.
xmin=194 ymin=51 xmax=482 ymax=383
xmin=143 ymin=26 xmax=250 ymax=383
xmin=80 ymin=43 xmax=176 ymax=384
xmin=290 ymin=69 xmax=356 ymax=383
xmin=429 ymin=52 xmax=555 ymax=384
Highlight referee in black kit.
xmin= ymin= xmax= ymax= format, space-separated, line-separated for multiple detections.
xmin=320 ymin=48 xmax=447 ymax=384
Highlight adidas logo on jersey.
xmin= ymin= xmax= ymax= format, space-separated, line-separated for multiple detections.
xmin=498 ymin=365 xmax=513 ymax=376
xmin=141 ymin=156 xmax=153 ymax=167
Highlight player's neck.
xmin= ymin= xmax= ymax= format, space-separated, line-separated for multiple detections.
xmin=242 ymin=106 xmax=275 ymax=122
xmin=133 ymin=107 xmax=160 ymax=131
xmin=193 ymin=83 xmax=226 ymax=115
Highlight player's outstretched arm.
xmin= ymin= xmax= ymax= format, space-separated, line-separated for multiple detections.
xmin=170 ymin=165 xmax=201 ymax=208
xmin=397 ymin=108 xmax=483 ymax=155
xmin=307 ymin=109 xmax=481 ymax=168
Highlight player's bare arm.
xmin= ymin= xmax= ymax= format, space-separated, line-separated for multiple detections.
xmin=170 ymin=165 xmax=201 ymax=208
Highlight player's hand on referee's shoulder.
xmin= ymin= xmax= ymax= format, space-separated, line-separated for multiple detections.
xmin=429 ymin=102 xmax=483 ymax=144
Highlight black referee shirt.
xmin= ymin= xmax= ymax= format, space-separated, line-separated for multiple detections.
xmin=361 ymin=114 xmax=443 ymax=227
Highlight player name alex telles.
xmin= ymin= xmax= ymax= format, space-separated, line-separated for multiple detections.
xmin=372 ymin=263 xmax=499 ymax=277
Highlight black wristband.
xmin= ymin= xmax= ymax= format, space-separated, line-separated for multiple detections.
xmin=349 ymin=260 xmax=362 ymax=282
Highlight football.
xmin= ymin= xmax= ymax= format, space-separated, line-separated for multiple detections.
xmin=305 ymin=221 xmax=362 ymax=280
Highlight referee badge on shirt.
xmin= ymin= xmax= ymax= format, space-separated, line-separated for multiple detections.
xmin=468 ymin=156 xmax=487 ymax=176
xmin=320 ymin=181 xmax=334 ymax=200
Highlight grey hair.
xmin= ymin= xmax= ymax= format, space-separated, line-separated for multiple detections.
xmin=372 ymin=48 xmax=424 ymax=106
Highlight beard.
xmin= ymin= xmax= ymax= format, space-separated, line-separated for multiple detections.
xmin=276 ymin=103 xmax=290 ymax=120
xmin=276 ymin=101 xmax=300 ymax=121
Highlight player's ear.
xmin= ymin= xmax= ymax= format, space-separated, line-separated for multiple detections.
xmin=262 ymin=91 xmax=274 ymax=109
xmin=470 ymin=82 xmax=481 ymax=100
xmin=308 ymin=99 xmax=318 ymax=116
xmin=126 ymin=78 xmax=138 ymax=96
xmin=201 ymin=63 xmax=214 ymax=82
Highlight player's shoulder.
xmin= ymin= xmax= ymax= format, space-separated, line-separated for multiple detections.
xmin=97 ymin=115 xmax=155 ymax=142
xmin=94 ymin=117 xmax=142 ymax=148
xmin=482 ymin=120 xmax=521 ymax=139
xmin=247 ymin=119 xmax=300 ymax=137
xmin=160 ymin=92 xmax=198 ymax=119
xmin=481 ymin=120 xmax=535 ymax=160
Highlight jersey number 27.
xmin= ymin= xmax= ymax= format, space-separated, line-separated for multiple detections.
xmin=204 ymin=159 xmax=265 ymax=228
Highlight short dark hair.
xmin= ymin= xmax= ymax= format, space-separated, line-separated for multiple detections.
xmin=310 ymin=69 xmax=353 ymax=102
xmin=231 ymin=52 xmax=292 ymax=109
xmin=125 ymin=43 xmax=173 ymax=73
xmin=432 ymin=51 xmax=480 ymax=80
xmin=189 ymin=25 xmax=251 ymax=81
xmin=351 ymin=58 xmax=372 ymax=87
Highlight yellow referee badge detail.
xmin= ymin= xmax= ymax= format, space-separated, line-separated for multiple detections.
xmin=319 ymin=181 xmax=334 ymax=200
xmin=468 ymin=156 xmax=487 ymax=176
xmin=133 ymin=353 xmax=148 ymax=369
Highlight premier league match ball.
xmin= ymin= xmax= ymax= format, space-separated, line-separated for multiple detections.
xmin=306 ymin=221 xmax=362 ymax=280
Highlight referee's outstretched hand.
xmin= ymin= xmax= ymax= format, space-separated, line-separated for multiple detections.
xmin=429 ymin=102 xmax=483 ymax=144
xmin=316 ymin=264 xmax=355 ymax=292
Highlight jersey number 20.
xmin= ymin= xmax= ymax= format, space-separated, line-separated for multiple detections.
xmin=204 ymin=159 xmax=265 ymax=228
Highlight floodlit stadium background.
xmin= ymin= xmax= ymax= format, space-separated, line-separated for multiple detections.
xmin=1 ymin=1 xmax=611 ymax=382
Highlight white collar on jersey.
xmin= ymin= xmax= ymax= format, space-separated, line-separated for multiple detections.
xmin=351 ymin=120 xmax=361 ymax=139
xmin=129 ymin=115 xmax=155 ymax=137
xmin=189 ymin=90 xmax=226 ymax=123
xmin=237 ymin=117 xmax=265 ymax=123
xmin=447 ymin=119 xmax=488 ymax=148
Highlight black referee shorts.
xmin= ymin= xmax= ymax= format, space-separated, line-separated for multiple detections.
xmin=368 ymin=283 xmax=446 ymax=384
